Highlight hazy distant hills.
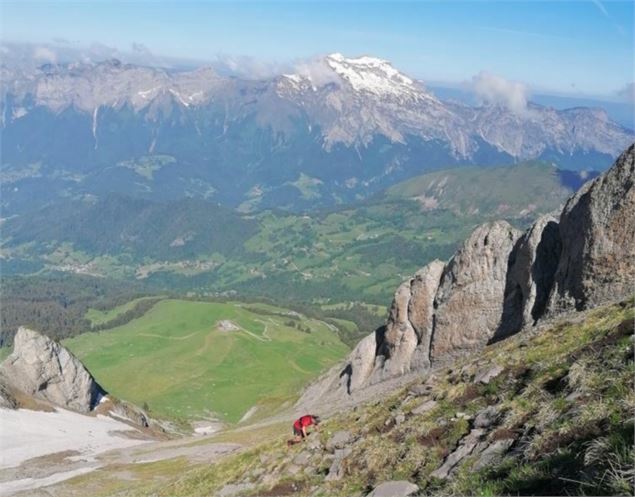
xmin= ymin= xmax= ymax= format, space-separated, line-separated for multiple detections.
xmin=1 ymin=54 xmax=632 ymax=214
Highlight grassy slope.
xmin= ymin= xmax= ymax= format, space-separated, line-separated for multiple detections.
xmin=386 ymin=162 xmax=571 ymax=217
xmin=64 ymin=300 xmax=349 ymax=423
xmin=101 ymin=298 xmax=633 ymax=497
xmin=85 ymin=297 xmax=159 ymax=326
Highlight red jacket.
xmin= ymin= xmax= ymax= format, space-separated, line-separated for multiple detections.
xmin=293 ymin=415 xmax=315 ymax=430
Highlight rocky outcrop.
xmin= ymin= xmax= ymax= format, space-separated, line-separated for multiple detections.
xmin=366 ymin=481 xmax=419 ymax=497
xmin=494 ymin=214 xmax=561 ymax=340
xmin=379 ymin=260 xmax=445 ymax=376
xmin=430 ymin=222 xmax=521 ymax=361
xmin=0 ymin=327 xmax=106 ymax=413
xmin=547 ymin=144 xmax=635 ymax=313
xmin=0 ymin=379 xmax=18 ymax=409
xmin=299 ymin=145 xmax=635 ymax=408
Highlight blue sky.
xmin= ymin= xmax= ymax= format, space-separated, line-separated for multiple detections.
xmin=1 ymin=0 xmax=633 ymax=97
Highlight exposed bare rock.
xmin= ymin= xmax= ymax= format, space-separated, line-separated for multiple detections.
xmin=378 ymin=260 xmax=445 ymax=377
xmin=473 ymin=438 xmax=515 ymax=471
xmin=431 ymin=429 xmax=486 ymax=479
xmin=474 ymin=364 xmax=505 ymax=385
xmin=366 ymin=480 xmax=419 ymax=497
xmin=297 ymin=147 xmax=634 ymax=410
xmin=0 ymin=327 xmax=105 ymax=413
xmin=325 ymin=447 xmax=352 ymax=481
xmin=0 ymin=378 xmax=18 ymax=409
xmin=341 ymin=331 xmax=381 ymax=394
xmin=411 ymin=399 xmax=438 ymax=415
xmin=326 ymin=430 xmax=354 ymax=452
xmin=407 ymin=261 xmax=446 ymax=368
xmin=431 ymin=221 xmax=522 ymax=361
xmin=473 ymin=406 xmax=500 ymax=428
xmin=548 ymin=144 xmax=635 ymax=313
xmin=495 ymin=215 xmax=561 ymax=340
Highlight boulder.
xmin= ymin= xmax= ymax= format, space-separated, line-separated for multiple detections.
xmin=473 ymin=406 xmax=500 ymax=429
xmin=431 ymin=222 xmax=522 ymax=361
xmin=366 ymin=480 xmax=419 ymax=497
xmin=431 ymin=429 xmax=485 ymax=479
xmin=0 ymin=327 xmax=106 ymax=413
xmin=326 ymin=430 xmax=353 ymax=451
xmin=474 ymin=364 xmax=504 ymax=385
xmin=325 ymin=447 xmax=352 ymax=481
xmin=548 ymin=144 xmax=635 ymax=313
xmin=292 ymin=451 xmax=312 ymax=466
xmin=473 ymin=438 xmax=514 ymax=470
xmin=412 ymin=399 xmax=437 ymax=416
xmin=408 ymin=383 xmax=432 ymax=396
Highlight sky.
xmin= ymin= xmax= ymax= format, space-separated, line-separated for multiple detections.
xmin=1 ymin=0 xmax=634 ymax=98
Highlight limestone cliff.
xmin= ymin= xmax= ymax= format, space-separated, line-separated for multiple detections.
xmin=299 ymin=144 xmax=635 ymax=408
xmin=0 ymin=327 xmax=106 ymax=413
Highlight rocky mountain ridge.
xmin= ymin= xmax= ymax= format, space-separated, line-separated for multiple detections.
xmin=299 ymin=143 xmax=635 ymax=408
xmin=2 ymin=53 xmax=632 ymax=213
xmin=4 ymin=54 xmax=630 ymax=159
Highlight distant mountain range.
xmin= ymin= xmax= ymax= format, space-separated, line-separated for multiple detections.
xmin=1 ymin=53 xmax=633 ymax=214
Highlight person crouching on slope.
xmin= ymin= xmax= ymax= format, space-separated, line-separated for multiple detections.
xmin=288 ymin=414 xmax=320 ymax=445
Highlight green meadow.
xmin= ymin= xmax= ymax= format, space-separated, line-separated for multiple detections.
xmin=85 ymin=297 xmax=160 ymax=326
xmin=64 ymin=299 xmax=349 ymax=423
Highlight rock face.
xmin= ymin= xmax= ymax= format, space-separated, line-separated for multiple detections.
xmin=0 ymin=379 xmax=18 ymax=409
xmin=379 ymin=260 xmax=445 ymax=376
xmin=0 ymin=327 xmax=106 ymax=413
xmin=430 ymin=222 xmax=521 ymax=361
xmin=548 ymin=144 xmax=635 ymax=313
xmin=366 ymin=481 xmax=419 ymax=497
xmin=299 ymin=145 xmax=635 ymax=407
xmin=495 ymin=214 xmax=562 ymax=340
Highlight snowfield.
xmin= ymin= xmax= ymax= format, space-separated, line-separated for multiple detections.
xmin=0 ymin=407 xmax=149 ymax=469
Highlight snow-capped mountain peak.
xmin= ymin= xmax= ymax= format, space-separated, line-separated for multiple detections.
xmin=279 ymin=53 xmax=433 ymax=101
xmin=324 ymin=52 xmax=421 ymax=97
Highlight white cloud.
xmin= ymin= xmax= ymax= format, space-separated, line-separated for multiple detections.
xmin=617 ymin=82 xmax=635 ymax=103
xmin=212 ymin=54 xmax=289 ymax=80
xmin=33 ymin=46 xmax=57 ymax=63
xmin=292 ymin=57 xmax=340 ymax=87
xmin=471 ymin=71 xmax=529 ymax=115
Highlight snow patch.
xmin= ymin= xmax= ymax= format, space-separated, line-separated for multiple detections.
xmin=0 ymin=407 xmax=148 ymax=470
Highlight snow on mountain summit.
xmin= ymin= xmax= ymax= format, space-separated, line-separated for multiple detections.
xmin=324 ymin=53 xmax=425 ymax=98
xmin=280 ymin=53 xmax=433 ymax=101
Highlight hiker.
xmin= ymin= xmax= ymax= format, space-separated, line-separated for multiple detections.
xmin=288 ymin=414 xmax=320 ymax=445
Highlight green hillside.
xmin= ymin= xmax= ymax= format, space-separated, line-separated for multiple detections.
xmin=1 ymin=162 xmax=594 ymax=328
xmin=386 ymin=162 xmax=592 ymax=217
xmin=136 ymin=299 xmax=634 ymax=497
xmin=64 ymin=299 xmax=350 ymax=422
